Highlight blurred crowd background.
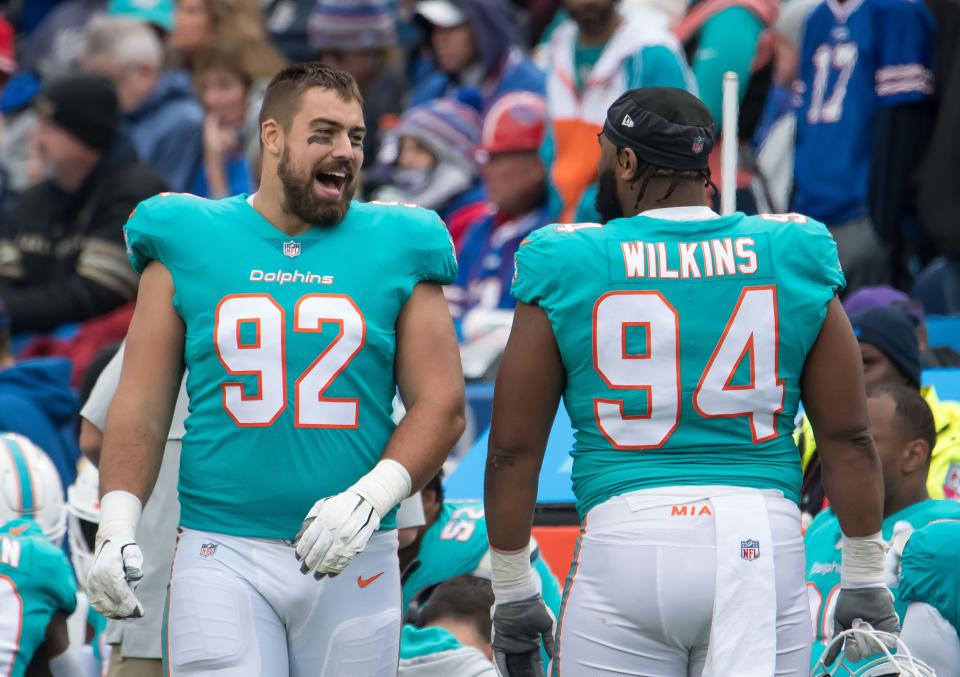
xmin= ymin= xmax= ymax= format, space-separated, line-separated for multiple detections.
xmin=2 ymin=0 xmax=960 ymax=674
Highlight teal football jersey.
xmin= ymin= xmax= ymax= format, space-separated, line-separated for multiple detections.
xmin=804 ymin=499 xmax=960 ymax=667
xmin=402 ymin=500 xmax=562 ymax=615
xmin=0 ymin=519 xmax=77 ymax=677
xmin=512 ymin=211 xmax=844 ymax=517
xmin=124 ymin=194 xmax=457 ymax=538
xmin=899 ymin=519 xmax=960 ymax=637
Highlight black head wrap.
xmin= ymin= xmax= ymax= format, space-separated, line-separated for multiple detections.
xmin=602 ymin=87 xmax=715 ymax=171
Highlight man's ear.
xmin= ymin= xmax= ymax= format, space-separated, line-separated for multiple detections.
xmin=901 ymin=438 xmax=931 ymax=475
xmin=261 ymin=119 xmax=283 ymax=158
xmin=617 ymin=147 xmax=639 ymax=182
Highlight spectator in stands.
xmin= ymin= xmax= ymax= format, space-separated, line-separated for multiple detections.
xmin=190 ymin=41 xmax=273 ymax=198
xmin=843 ymin=285 xmax=960 ymax=368
xmin=917 ymin=0 xmax=960 ymax=314
xmin=450 ymin=92 xmax=552 ymax=369
xmin=262 ymin=0 xmax=318 ymax=63
xmin=399 ymin=576 xmax=497 ymax=676
xmin=169 ymin=0 xmax=286 ymax=75
xmin=539 ymin=0 xmax=693 ymax=221
xmin=0 ymin=74 xmax=168 ymax=332
xmin=371 ymin=98 xmax=487 ymax=247
xmin=410 ymin=0 xmax=546 ymax=110
xmin=0 ymin=298 xmax=80 ymax=491
xmin=309 ymin=0 xmax=406 ymax=162
xmin=81 ymin=15 xmax=204 ymax=192
xmin=792 ymin=0 xmax=935 ymax=292
xmin=108 ymin=0 xmax=176 ymax=38
xmin=797 ymin=306 xmax=960 ymax=519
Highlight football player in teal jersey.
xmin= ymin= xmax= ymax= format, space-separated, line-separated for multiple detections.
xmin=806 ymin=384 xmax=960 ymax=669
xmin=897 ymin=520 xmax=960 ymax=677
xmin=484 ymin=88 xmax=897 ymax=677
xmin=399 ymin=472 xmax=561 ymax=626
xmin=86 ymin=63 xmax=466 ymax=676
xmin=0 ymin=433 xmax=82 ymax=677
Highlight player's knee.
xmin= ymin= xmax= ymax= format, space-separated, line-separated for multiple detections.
xmin=321 ymin=610 xmax=401 ymax=676
xmin=168 ymin=570 xmax=256 ymax=672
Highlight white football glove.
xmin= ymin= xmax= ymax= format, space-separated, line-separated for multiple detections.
xmin=295 ymin=491 xmax=380 ymax=579
xmin=294 ymin=460 xmax=411 ymax=580
xmin=87 ymin=491 xmax=144 ymax=619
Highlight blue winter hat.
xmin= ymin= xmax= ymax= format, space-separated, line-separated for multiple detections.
xmin=309 ymin=0 xmax=397 ymax=50
xmin=391 ymin=98 xmax=482 ymax=164
xmin=850 ymin=306 xmax=921 ymax=388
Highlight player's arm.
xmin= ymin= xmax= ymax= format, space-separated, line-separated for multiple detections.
xmin=801 ymin=297 xmax=898 ymax=662
xmin=295 ymin=281 xmax=465 ymax=578
xmin=25 ymin=612 xmax=82 ymax=677
xmin=89 ymin=261 xmax=184 ymax=619
xmin=386 ymin=280 xmax=467 ymax=488
xmin=485 ymin=301 xmax=563 ymax=674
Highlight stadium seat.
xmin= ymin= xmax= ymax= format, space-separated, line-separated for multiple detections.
xmin=926 ymin=315 xmax=960 ymax=352
xmin=923 ymin=368 xmax=960 ymax=401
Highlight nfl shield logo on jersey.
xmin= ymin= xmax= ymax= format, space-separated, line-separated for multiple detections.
xmin=283 ymin=241 xmax=301 ymax=258
xmin=741 ymin=539 xmax=760 ymax=561
xmin=200 ymin=543 xmax=218 ymax=557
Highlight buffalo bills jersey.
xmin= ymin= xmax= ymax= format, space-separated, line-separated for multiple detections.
xmin=512 ymin=208 xmax=844 ymax=518
xmin=124 ymin=194 xmax=457 ymax=539
xmin=792 ymin=0 xmax=934 ymax=225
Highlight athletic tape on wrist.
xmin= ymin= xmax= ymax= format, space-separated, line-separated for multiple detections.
xmin=491 ymin=546 xmax=539 ymax=604
xmin=841 ymin=531 xmax=887 ymax=589
xmin=97 ymin=490 xmax=142 ymax=544
xmin=349 ymin=459 xmax=412 ymax=518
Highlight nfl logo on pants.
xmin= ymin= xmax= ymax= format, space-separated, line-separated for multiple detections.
xmin=741 ymin=539 xmax=760 ymax=561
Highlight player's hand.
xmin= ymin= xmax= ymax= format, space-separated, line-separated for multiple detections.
xmin=492 ymin=594 xmax=555 ymax=677
xmin=87 ymin=536 xmax=144 ymax=619
xmin=824 ymin=587 xmax=900 ymax=664
xmin=294 ymin=490 xmax=380 ymax=579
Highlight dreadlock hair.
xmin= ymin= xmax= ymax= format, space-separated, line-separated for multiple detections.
xmin=625 ymin=154 xmax=719 ymax=211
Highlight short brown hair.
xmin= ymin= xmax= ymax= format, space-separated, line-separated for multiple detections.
xmin=421 ymin=575 xmax=494 ymax=643
xmin=258 ymin=62 xmax=363 ymax=131
xmin=869 ymin=383 xmax=937 ymax=460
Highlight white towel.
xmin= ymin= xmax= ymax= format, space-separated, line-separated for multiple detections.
xmin=703 ymin=491 xmax=777 ymax=676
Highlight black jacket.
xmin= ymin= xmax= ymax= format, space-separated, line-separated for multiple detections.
xmin=0 ymin=135 xmax=168 ymax=332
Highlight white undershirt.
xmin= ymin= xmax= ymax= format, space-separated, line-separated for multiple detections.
xmin=639 ymin=206 xmax=721 ymax=221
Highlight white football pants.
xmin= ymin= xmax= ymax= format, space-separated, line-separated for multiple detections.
xmin=900 ymin=602 xmax=960 ymax=677
xmin=550 ymin=487 xmax=810 ymax=677
xmin=164 ymin=527 xmax=401 ymax=677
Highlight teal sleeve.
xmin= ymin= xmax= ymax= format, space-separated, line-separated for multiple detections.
xmin=691 ymin=7 xmax=765 ymax=129
xmin=123 ymin=193 xmax=175 ymax=274
xmin=46 ymin=548 xmax=78 ymax=615
xmin=899 ymin=522 xmax=960 ymax=634
xmin=413 ymin=210 xmax=458 ymax=284
xmin=511 ymin=226 xmax=560 ymax=306
xmin=534 ymin=555 xmax=562 ymax=616
xmin=794 ymin=218 xmax=847 ymax=296
xmin=637 ymin=45 xmax=696 ymax=91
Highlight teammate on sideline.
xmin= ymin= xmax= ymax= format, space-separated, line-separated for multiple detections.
xmin=86 ymin=63 xmax=466 ymax=676
xmin=484 ymin=87 xmax=897 ymax=676
xmin=805 ymin=384 xmax=960 ymax=667
xmin=0 ymin=433 xmax=82 ymax=677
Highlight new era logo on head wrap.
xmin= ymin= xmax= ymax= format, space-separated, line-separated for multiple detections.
xmin=621 ymin=114 xmax=635 ymax=128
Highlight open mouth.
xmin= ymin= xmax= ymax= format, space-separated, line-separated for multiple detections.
xmin=314 ymin=169 xmax=349 ymax=198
